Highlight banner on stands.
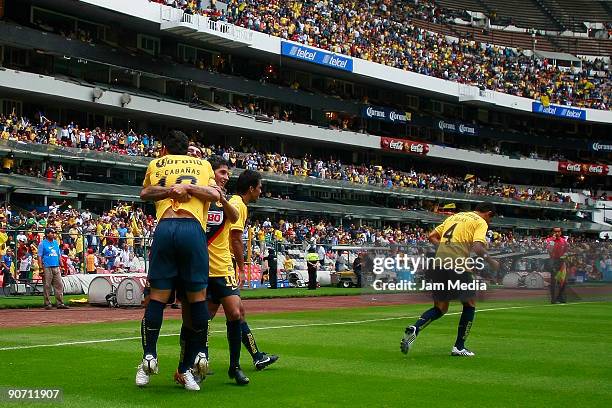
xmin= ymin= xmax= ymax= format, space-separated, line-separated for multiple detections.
xmin=281 ymin=41 xmax=353 ymax=72
xmin=532 ymin=102 xmax=586 ymax=121
xmin=362 ymin=105 xmax=412 ymax=124
xmin=558 ymin=161 xmax=609 ymax=176
xmin=381 ymin=137 xmax=429 ymax=155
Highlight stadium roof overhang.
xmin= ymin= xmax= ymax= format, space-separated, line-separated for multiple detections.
xmin=160 ymin=23 xmax=251 ymax=50
xmin=0 ymin=174 xmax=141 ymax=202
xmin=534 ymin=51 xmax=581 ymax=63
xmin=0 ymin=174 xmax=601 ymax=232
xmin=0 ymin=139 xmax=581 ymax=213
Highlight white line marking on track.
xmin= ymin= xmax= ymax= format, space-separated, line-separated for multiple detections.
xmin=0 ymin=301 xmax=604 ymax=352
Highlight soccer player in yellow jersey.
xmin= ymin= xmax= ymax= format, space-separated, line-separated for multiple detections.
xmin=178 ymin=156 xmax=250 ymax=385
xmin=178 ymin=153 xmax=278 ymax=386
xmin=135 ymin=131 xmax=220 ymax=391
xmin=401 ymin=202 xmax=500 ymax=357
xmin=225 ymin=169 xmax=279 ymax=372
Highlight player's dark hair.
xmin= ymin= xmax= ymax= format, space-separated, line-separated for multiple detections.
xmin=236 ymin=170 xmax=262 ymax=195
xmin=475 ymin=202 xmax=496 ymax=215
xmin=163 ymin=130 xmax=189 ymax=155
xmin=209 ymin=155 xmax=231 ymax=171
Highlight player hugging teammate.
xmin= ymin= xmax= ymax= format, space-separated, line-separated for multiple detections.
xmin=135 ymin=133 xmax=277 ymax=392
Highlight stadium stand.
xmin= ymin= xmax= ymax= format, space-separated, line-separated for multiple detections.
xmin=1 ymin=198 xmax=609 ymax=287
xmin=0 ymin=0 xmax=610 ymax=310
xmin=411 ymin=19 xmax=558 ymax=52
xmin=540 ymin=0 xmax=611 ymax=32
xmin=0 ymin=122 xmax=579 ymax=207
xmin=0 ymin=0 xmax=610 ymax=265
xmin=154 ymin=0 xmax=611 ymax=109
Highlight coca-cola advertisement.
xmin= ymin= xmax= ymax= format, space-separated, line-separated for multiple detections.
xmin=558 ymin=161 xmax=609 ymax=176
xmin=380 ymin=137 xmax=429 ymax=155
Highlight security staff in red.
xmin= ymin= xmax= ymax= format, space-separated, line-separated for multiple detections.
xmin=545 ymin=227 xmax=569 ymax=304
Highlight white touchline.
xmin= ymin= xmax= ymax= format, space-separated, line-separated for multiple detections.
xmin=0 ymin=302 xmax=601 ymax=352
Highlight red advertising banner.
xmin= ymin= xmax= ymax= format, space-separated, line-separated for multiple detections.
xmin=558 ymin=161 xmax=609 ymax=176
xmin=380 ymin=137 xmax=429 ymax=155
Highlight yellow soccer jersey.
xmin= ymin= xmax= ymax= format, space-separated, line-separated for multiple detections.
xmin=143 ymin=155 xmax=215 ymax=229
xmin=433 ymin=211 xmax=488 ymax=259
xmin=207 ymin=200 xmax=236 ymax=277
xmin=228 ymin=195 xmax=247 ymax=257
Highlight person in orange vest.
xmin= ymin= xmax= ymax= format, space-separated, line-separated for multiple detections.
xmin=86 ymin=248 xmax=98 ymax=274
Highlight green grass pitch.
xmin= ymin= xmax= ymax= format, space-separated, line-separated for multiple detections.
xmin=1 ymin=300 xmax=611 ymax=407
xmin=0 ymin=288 xmax=366 ymax=309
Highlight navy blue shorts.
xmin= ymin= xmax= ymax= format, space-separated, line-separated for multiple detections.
xmin=425 ymin=268 xmax=476 ymax=302
xmin=148 ymin=218 xmax=209 ymax=292
xmin=207 ymin=276 xmax=241 ymax=304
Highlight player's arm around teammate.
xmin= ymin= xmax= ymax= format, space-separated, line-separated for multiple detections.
xmin=179 ymin=157 xmax=251 ymax=385
xmin=135 ymin=131 xmax=219 ymax=391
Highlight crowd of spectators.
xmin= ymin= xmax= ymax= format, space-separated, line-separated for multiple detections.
xmin=0 ymin=202 xmax=153 ymax=284
xmin=153 ymin=0 xmax=610 ymax=110
xmin=2 ymin=112 xmax=575 ymax=204
xmin=244 ymin=216 xmax=612 ymax=282
xmin=233 ymin=149 xmax=569 ymax=203
xmin=1 ymin=113 xmax=160 ymax=158
xmin=2 ymin=201 xmax=610 ymax=288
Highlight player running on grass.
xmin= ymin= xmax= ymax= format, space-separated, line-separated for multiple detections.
xmin=401 ymin=202 xmax=500 ymax=357
xmin=135 ymin=131 xmax=220 ymax=390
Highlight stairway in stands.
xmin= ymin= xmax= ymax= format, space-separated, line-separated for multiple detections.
xmin=538 ymin=0 xmax=612 ymax=33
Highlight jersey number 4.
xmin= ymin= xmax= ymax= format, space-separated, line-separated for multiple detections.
xmin=443 ymin=223 xmax=458 ymax=243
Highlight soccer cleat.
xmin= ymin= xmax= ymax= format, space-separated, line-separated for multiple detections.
xmin=192 ymin=352 xmax=209 ymax=380
xmin=400 ymin=326 xmax=417 ymax=354
xmin=451 ymin=347 xmax=475 ymax=357
xmin=228 ymin=367 xmax=250 ymax=385
xmin=135 ymin=354 xmax=158 ymax=387
xmin=254 ymin=353 xmax=279 ymax=371
xmin=174 ymin=369 xmax=200 ymax=391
